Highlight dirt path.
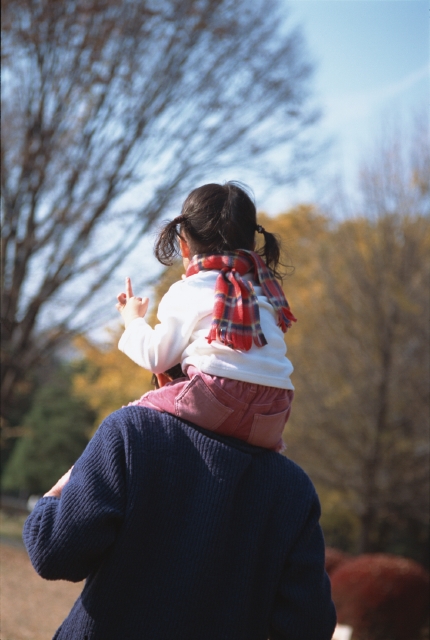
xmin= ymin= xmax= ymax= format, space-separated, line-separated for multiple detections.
xmin=0 ymin=542 xmax=83 ymax=640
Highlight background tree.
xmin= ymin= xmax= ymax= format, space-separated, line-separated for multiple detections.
xmin=1 ymin=366 xmax=94 ymax=495
xmin=1 ymin=0 xmax=321 ymax=429
xmin=274 ymin=115 xmax=429 ymax=562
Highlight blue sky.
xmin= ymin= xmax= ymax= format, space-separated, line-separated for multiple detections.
xmin=261 ymin=0 xmax=429 ymax=212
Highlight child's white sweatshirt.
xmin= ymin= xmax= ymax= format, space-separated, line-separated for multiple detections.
xmin=119 ymin=270 xmax=294 ymax=390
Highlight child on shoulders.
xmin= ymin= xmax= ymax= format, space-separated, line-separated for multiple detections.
xmin=116 ymin=182 xmax=296 ymax=451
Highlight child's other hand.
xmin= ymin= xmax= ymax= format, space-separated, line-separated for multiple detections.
xmin=116 ymin=277 xmax=149 ymax=328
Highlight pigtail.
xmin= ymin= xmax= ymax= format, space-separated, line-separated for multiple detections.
xmin=154 ymin=215 xmax=186 ymax=266
xmin=256 ymin=225 xmax=284 ymax=281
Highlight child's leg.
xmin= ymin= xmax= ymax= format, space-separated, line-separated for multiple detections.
xmin=129 ymin=368 xmax=244 ymax=429
xmin=128 ymin=375 xmax=188 ymax=414
xmin=130 ymin=366 xmax=293 ymax=452
xmin=174 ymin=367 xmax=293 ymax=451
xmin=240 ymin=387 xmax=294 ymax=451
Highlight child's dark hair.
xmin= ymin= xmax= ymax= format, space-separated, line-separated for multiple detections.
xmin=154 ymin=181 xmax=284 ymax=279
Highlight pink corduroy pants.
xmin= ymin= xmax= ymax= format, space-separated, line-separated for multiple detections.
xmin=130 ymin=366 xmax=294 ymax=452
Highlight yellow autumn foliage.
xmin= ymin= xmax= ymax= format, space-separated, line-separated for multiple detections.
xmin=73 ymin=332 xmax=154 ymax=432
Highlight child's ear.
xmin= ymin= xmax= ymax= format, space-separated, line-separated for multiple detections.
xmin=179 ymin=236 xmax=190 ymax=259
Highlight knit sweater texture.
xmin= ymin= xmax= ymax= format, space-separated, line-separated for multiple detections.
xmin=23 ymin=407 xmax=336 ymax=640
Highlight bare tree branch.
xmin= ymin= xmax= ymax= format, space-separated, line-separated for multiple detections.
xmin=1 ymin=0 xmax=322 ymax=414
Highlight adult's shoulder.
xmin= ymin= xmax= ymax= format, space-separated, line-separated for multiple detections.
xmin=278 ymin=453 xmax=317 ymax=492
xmin=258 ymin=450 xmax=320 ymax=511
xmin=101 ymin=407 xmax=316 ymax=484
xmin=95 ymin=408 xmax=318 ymax=501
xmin=98 ymin=406 xmax=195 ymax=445
xmin=97 ymin=406 xmax=168 ymax=437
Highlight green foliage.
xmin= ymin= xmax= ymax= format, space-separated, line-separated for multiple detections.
xmin=1 ymin=367 xmax=93 ymax=495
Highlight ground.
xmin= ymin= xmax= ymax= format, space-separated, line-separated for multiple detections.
xmin=0 ymin=508 xmax=83 ymax=640
xmin=0 ymin=542 xmax=83 ymax=640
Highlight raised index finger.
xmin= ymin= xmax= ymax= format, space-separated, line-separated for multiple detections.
xmin=125 ymin=277 xmax=134 ymax=299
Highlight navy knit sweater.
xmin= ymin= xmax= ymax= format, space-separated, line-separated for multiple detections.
xmin=23 ymin=407 xmax=336 ymax=640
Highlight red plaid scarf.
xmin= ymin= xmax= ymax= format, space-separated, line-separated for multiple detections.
xmin=186 ymin=250 xmax=296 ymax=351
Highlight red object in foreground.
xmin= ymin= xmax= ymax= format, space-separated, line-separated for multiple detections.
xmin=325 ymin=547 xmax=351 ymax=577
xmin=330 ymin=553 xmax=429 ymax=640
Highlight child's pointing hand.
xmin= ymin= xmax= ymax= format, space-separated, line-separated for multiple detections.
xmin=116 ymin=277 xmax=149 ymax=328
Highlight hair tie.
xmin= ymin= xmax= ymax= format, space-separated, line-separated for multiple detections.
xmin=173 ymin=214 xmax=187 ymax=226
xmin=256 ymin=224 xmax=265 ymax=234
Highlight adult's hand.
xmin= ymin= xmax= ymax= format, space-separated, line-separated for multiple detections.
xmin=44 ymin=467 xmax=73 ymax=498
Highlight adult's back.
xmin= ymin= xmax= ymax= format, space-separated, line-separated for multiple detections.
xmin=24 ymin=406 xmax=336 ymax=640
